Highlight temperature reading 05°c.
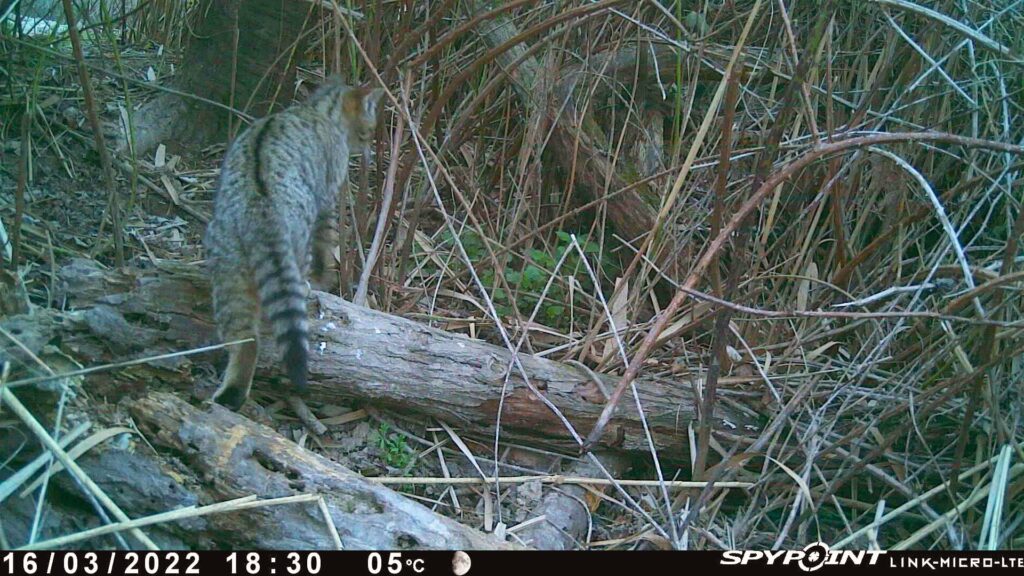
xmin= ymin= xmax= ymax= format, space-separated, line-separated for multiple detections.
xmin=366 ymin=553 xmax=425 ymax=575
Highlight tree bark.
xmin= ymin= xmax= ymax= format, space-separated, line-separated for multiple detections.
xmin=129 ymin=392 xmax=517 ymax=549
xmin=515 ymin=454 xmax=629 ymax=550
xmin=125 ymin=0 xmax=308 ymax=154
xmin=2 ymin=259 xmax=756 ymax=458
xmin=0 ymin=444 xmax=195 ymax=549
xmin=0 ymin=399 xmax=514 ymax=549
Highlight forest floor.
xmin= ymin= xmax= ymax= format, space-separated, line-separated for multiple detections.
xmin=1 ymin=44 xmax=644 ymax=548
xmin=4 ymin=0 xmax=1023 ymax=552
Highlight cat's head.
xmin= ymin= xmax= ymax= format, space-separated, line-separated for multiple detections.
xmin=341 ymin=84 xmax=384 ymax=147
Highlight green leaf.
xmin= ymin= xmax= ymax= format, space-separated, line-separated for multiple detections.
xmin=545 ymin=305 xmax=565 ymax=318
xmin=529 ymin=249 xmax=553 ymax=267
xmin=523 ymin=265 xmax=544 ymax=286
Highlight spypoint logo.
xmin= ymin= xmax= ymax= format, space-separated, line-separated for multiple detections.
xmin=798 ymin=542 xmax=830 ymax=572
xmin=721 ymin=542 xmax=884 ymax=571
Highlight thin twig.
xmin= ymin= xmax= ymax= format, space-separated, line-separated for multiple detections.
xmin=584 ymin=131 xmax=1024 ymax=450
xmin=0 ymin=387 xmax=159 ymax=550
xmin=19 ymin=494 xmax=319 ymax=550
xmin=59 ymin=0 xmax=124 ymax=267
xmin=368 ymin=475 xmax=753 ymax=488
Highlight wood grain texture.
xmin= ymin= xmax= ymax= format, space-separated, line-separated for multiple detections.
xmin=4 ymin=259 xmax=757 ymax=458
xmin=129 ymin=392 xmax=516 ymax=549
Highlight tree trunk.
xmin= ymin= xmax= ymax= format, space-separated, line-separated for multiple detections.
xmin=465 ymin=4 xmax=728 ymax=278
xmin=126 ymin=0 xmax=309 ymax=154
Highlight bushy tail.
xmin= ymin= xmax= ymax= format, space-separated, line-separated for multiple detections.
xmin=252 ymin=223 xmax=309 ymax=393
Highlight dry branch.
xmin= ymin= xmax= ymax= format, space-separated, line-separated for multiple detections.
xmin=469 ymin=8 xmax=696 ymax=274
xmin=583 ymin=131 xmax=1024 ymax=449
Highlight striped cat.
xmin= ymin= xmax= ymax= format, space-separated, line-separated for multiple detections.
xmin=204 ymin=77 xmax=382 ymax=410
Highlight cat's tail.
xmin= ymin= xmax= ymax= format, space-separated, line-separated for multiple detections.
xmin=253 ymin=219 xmax=309 ymax=393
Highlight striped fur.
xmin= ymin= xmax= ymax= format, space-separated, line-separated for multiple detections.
xmin=205 ymin=77 xmax=383 ymax=410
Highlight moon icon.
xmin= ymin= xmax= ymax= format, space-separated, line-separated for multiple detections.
xmin=452 ymin=551 xmax=471 ymax=575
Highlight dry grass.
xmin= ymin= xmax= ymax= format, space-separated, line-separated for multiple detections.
xmin=1 ymin=0 xmax=1022 ymax=550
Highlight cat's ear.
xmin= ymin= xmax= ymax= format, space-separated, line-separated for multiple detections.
xmin=362 ymin=87 xmax=384 ymax=120
xmin=342 ymin=86 xmax=384 ymax=121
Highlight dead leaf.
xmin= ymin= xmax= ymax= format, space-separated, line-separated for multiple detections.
xmin=726 ymin=345 xmax=742 ymax=363
xmin=154 ymin=144 xmax=166 ymax=168
xmin=160 ymin=174 xmax=181 ymax=205
xmin=601 ymin=277 xmax=629 ymax=363
xmin=797 ymin=261 xmax=817 ymax=311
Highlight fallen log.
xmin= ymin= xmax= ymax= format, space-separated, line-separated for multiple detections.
xmin=0 ymin=446 xmax=193 ymax=550
xmin=128 ymin=392 xmax=515 ymax=549
xmin=515 ymin=455 xmax=629 ymax=550
xmin=4 ymin=259 xmax=757 ymax=457
xmin=0 ymin=400 xmax=513 ymax=549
